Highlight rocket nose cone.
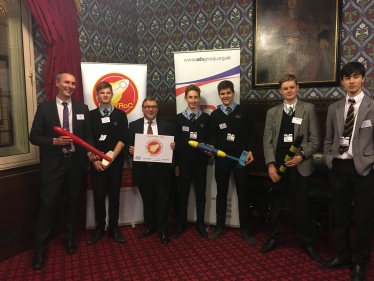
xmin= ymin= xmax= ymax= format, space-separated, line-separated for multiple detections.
xmin=188 ymin=141 xmax=198 ymax=148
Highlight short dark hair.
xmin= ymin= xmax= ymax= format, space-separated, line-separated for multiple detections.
xmin=96 ymin=81 xmax=113 ymax=94
xmin=56 ymin=72 xmax=74 ymax=81
xmin=340 ymin=62 xmax=366 ymax=80
xmin=142 ymin=96 xmax=158 ymax=107
xmin=217 ymin=80 xmax=234 ymax=93
xmin=185 ymin=84 xmax=201 ymax=97
xmin=279 ymin=74 xmax=298 ymax=88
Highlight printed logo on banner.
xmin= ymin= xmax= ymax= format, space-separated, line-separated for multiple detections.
xmin=92 ymin=73 xmax=138 ymax=115
xmin=146 ymin=140 xmax=163 ymax=156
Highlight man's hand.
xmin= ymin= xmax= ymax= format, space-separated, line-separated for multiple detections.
xmin=285 ymin=155 xmax=303 ymax=167
xmin=53 ymin=136 xmax=72 ymax=146
xmin=268 ymin=163 xmax=278 ymax=183
xmin=87 ymin=151 xmax=100 ymax=162
xmin=245 ymin=151 xmax=254 ymax=165
xmin=170 ymin=142 xmax=175 ymax=150
xmin=129 ymin=146 xmax=135 ymax=155
xmin=175 ymin=166 xmax=179 ymax=177
xmin=93 ymin=160 xmax=107 ymax=172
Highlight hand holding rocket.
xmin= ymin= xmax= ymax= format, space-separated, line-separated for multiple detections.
xmin=53 ymin=126 xmax=112 ymax=163
xmin=188 ymin=141 xmax=248 ymax=168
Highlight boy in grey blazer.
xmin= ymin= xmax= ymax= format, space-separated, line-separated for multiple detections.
xmin=321 ymin=62 xmax=374 ymax=281
xmin=262 ymin=74 xmax=321 ymax=262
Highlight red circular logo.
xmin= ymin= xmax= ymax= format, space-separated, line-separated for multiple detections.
xmin=146 ymin=140 xmax=163 ymax=156
xmin=92 ymin=73 xmax=138 ymax=115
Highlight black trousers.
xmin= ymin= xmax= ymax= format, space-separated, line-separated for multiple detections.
xmin=268 ymin=167 xmax=314 ymax=245
xmin=214 ymin=157 xmax=250 ymax=230
xmin=138 ymin=163 xmax=171 ymax=235
xmin=177 ymin=160 xmax=207 ymax=225
xmin=90 ymin=156 xmax=124 ymax=230
xmin=329 ymin=159 xmax=374 ymax=264
xmin=33 ymin=155 xmax=86 ymax=253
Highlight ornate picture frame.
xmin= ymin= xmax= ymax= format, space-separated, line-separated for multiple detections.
xmin=253 ymin=0 xmax=342 ymax=88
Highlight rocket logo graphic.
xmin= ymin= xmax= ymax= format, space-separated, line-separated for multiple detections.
xmin=92 ymin=73 xmax=138 ymax=115
xmin=146 ymin=140 xmax=163 ymax=156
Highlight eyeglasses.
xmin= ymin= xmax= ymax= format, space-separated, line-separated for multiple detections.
xmin=143 ymin=105 xmax=158 ymax=109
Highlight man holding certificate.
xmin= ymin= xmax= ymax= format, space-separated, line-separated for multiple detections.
xmin=127 ymin=97 xmax=175 ymax=244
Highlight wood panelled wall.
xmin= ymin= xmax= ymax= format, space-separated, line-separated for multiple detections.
xmin=0 ymin=99 xmax=335 ymax=262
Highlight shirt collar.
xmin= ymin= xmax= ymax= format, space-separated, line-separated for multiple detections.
xmin=346 ymin=92 xmax=364 ymax=104
xmin=56 ymin=97 xmax=72 ymax=105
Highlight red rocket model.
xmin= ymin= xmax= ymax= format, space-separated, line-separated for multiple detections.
xmin=53 ymin=126 xmax=112 ymax=163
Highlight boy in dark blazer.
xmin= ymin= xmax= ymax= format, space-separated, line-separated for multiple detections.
xmin=207 ymin=80 xmax=256 ymax=245
xmin=127 ymin=97 xmax=175 ymax=244
xmin=86 ymin=81 xmax=128 ymax=245
xmin=262 ymin=74 xmax=321 ymax=262
xmin=321 ymin=62 xmax=374 ymax=281
xmin=29 ymin=72 xmax=93 ymax=269
xmin=173 ymin=85 xmax=210 ymax=238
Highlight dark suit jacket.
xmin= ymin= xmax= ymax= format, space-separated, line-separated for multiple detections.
xmin=324 ymin=95 xmax=374 ymax=176
xmin=29 ymin=99 xmax=94 ymax=171
xmin=127 ymin=117 xmax=172 ymax=186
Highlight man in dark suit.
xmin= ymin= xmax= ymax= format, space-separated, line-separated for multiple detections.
xmin=321 ymin=62 xmax=374 ymax=281
xmin=29 ymin=72 xmax=93 ymax=269
xmin=262 ymin=74 xmax=321 ymax=261
xmin=86 ymin=81 xmax=128 ymax=245
xmin=127 ymin=97 xmax=175 ymax=244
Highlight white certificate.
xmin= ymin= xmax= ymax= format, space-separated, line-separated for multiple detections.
xmin=133 ymin=133 xmax=174 ymax=163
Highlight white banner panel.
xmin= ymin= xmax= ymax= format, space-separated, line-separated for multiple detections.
xmin=174 ymin=48 xmax=241 ymax=227
xmin=81 ymin=62 xmax=147 ymax=229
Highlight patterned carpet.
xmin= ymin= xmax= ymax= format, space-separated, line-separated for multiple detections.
xmin=0 ymin=217 xmax=373 ymax=281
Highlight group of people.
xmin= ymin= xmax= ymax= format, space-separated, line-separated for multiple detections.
xmin=29 ymin=62 xmax=373 ymax=281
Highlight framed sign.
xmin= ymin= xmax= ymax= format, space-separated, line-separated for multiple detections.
xmin=253 ymin=0 xmax=342 ymax=88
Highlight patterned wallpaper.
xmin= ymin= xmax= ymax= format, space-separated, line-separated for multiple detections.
xmin=33 ymin=0 xmax=374 ymax=102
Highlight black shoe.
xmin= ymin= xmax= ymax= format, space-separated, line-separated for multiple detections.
xmin=108 ymin=228 xmax=126 ymax=243
xmin=319 ymin=257 xmax=352 ymax=269
xmin=172 ymin=224 xmax=186 ymax=238
xmin=160 ymin=234 xmax=170 ymax=244
xmin=87 ymin=229 xmax=105 ymax=245
xmin=351 ymin=264 xmax=366 ymax=281
xmin=208 ymin=226 xmax=226 ymax=240
xmin=240 ymin=229 xmax=256 ymax=245
xmin=65 ymin=239 xmax=77 ymax=254
xmin=303 ymin=245 xmax=321 ymax=262
xmin=31 ymin=252 xmax=45 ymax=270
xmin=196 ymin=224 xmax=208 ymax=238
xmin=139 ymin=228 xmax=157 ymax=238
xmin=261 ymin=238 xmax=279 ymax=253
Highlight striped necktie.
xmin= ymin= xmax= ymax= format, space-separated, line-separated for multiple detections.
xmin=339 ymin=98 xmax=355 ymax=154
xmin=189 ymin=113 xmax=196 ymax=121
xmin=226 ymin=107 xmax=232 ymax=115
xmin=103 ymin=108 xmax=109 ymax=117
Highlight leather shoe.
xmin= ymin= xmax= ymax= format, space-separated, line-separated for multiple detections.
xmin=108 ymin=228 xmax=126 ymax=243
xmin=31 ymin=252 xmax=45 ymax=270
xmin=139 ymin=228 xmax=157 ymax=238
xmin=240 ymin=229 xmax=256 ymax=245
xmin=172 ymin=224 xmax=186 ymax=238
xmin=196 ymin=224 xmax=208 ymax=238
xmin=208 ymin=226 xmax=226 ymax=240
xmin=351 ymin=264 xmax=366 ymax=281
xmin=261 ymin=238 xmax=279 ymax=253
xmin=65 ymin=239 xmax=77 ymax=254
xmin=160 ymin=234 xmax=170 ymax=244
xmin=303 ymin=245 xmax=321 ymax=262
xmin=319 ymin=257 xmax=352 ymax=269
xmin=87 ymin=229 xmax=105 ymax=245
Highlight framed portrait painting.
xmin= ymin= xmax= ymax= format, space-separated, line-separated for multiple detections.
xmin=253 ymin=0 xmax=342 ymax=88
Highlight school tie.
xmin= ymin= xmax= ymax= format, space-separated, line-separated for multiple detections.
xmin=226 ymin=107 xmax=232 ymax=115
xmin=339 ymin=98 xmax=355 ymax=154
xmin=288 ymin=106 xmax=293 ymax=116
xmin=62 ymin=102 xmax=71 ymax=151
xmin=189 ymin=113 xmax=196 ymax=121
xmin=103 ymin=108 xmax=109 ymax=117
xmin=147 ymin=121 xmax=153 ymax=134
